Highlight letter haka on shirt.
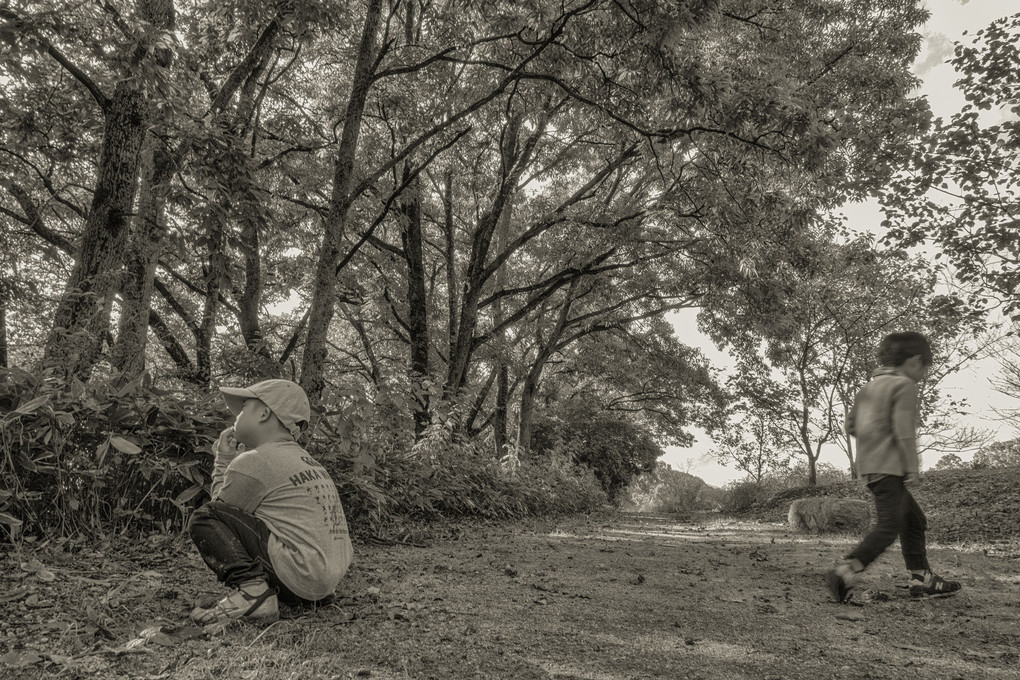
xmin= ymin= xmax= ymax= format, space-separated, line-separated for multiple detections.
xmin=288 ymin=460 xmax=349 ymax=538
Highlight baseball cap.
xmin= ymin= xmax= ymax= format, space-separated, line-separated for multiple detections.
xmin=219 ymin=379 xmax=311 ymax=438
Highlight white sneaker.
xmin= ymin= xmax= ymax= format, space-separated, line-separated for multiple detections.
xmin=191 ymin=580 xmax=279 ymax=624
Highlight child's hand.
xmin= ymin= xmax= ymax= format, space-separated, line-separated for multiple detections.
xmin=905 ymin=472 xmax=921 ymax=488
xmin=214 ymin=427 xmax=245 ymax=457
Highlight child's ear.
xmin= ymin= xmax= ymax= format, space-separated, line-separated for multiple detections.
xmin=256 ymin=403 xmax=275 ymax=423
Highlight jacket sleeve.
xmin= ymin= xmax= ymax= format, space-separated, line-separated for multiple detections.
xmin=210 ymin=427 xmax=244 ymax=499
xmin=845 ymin=399 xmax=858 ymax=437
xmin=891 ymin=380 xmax=921 ymax=475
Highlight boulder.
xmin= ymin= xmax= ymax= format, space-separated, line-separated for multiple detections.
xmin=788 ymin=497 xmax=871 ymax=534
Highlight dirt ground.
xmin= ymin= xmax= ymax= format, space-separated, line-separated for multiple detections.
xmin=2 ymin=512 xmax=1018 ymax=679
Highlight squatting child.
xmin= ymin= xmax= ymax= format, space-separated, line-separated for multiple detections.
xmin=189 ymin=379 xmax=353 ymax=624
xmin=827 ymin=332 xmax=961 ymax=603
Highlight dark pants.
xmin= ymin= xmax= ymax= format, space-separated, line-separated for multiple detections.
xmin=189 ymin=500 xmax=307 ymax=605
xmin=847 ymin=475 xmax=930 ymax=572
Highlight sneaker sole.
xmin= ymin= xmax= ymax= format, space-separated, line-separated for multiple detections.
xmin=910 ymin=590 xmax=961 ymax=599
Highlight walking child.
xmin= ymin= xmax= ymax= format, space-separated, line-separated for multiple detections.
xmin=189 ymin=379 xmax=353 ymax=624
xmin=827 ymin=332 xmax=961 ymax=603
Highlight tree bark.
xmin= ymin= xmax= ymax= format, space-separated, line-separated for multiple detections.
xmin=112 ymin=138 xmax=174 ymax=380
xmin=443 ymin=170 xmax=459 ymax=359
xmin=43 ymin=83 xmax=148 ymax=378
xmin=196 ymin=211 xmax=227 ymax=387
xmin=301 ymin=0 xmax=384 ymax=402
xmin=0 ymin=296 xmax=7 ymax=368
xmin=148 ymin=308 xmax=195 ymax=377
xmin=519 ymin=285 xmax=575 ymax=454
xmin=492 ymin=204 xmax=511 ymax=455
xmin=42 ymin=0 xmax=176 ymax=380
xmin=401 ymin=169 xmax=431 ymax=437
xmin=446 ymin=115 xmax=538 ymax=394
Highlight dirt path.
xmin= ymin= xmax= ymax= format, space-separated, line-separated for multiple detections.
xmin=2 ymin=513 xmax=1019 ymax=679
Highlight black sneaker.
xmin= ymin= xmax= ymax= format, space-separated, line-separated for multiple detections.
xmin=909 ymin=571 xmax=961 ymax=598
xmin=827 ymin=566 xmax=855 ymax=604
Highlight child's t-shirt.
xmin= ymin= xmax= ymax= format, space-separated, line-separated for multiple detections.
xmin=215 ymin=441 xmax=353 ymax=600
xmin=847 ymin=367 xmax=920 ymax=478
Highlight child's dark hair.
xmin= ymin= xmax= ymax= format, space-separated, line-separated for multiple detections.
xmin=877 ymin=331 xmax=932 ymax=367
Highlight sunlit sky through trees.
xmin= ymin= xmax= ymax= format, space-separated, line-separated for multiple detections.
xmin=663 ymin=0 xmax=1020 ymax=487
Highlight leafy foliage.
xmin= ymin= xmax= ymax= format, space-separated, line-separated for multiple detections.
xmin=971 ymin=438 xmax=1020 ymax=469
xmin=531 ymin=406 xmax=662 ymax=501
xmin=703 ymin=234 xmax=985 ymax=483
xmin=709 ymin=405 xmax=791 ymax=484
xmin=0 ymin=368 xmax=219 ymax=539
xmin=720 ymin=461 xmax=851 ymax=513
xmin=882 ymin=13 xmax=1020 ymax=314
xmin=0 ymin=0 xmax=946 ymax=532
xmin=622 ymin=462 xmax=721 ymax=516
xmin=0 ymin=367 xmax=605 ymax=542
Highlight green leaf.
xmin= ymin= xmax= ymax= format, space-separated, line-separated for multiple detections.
xmin=173 ymin=485 xmax=202 ymax=505
xmin=109 ymin=436 xmax=142 ymax=454
xmin=0 ymin=511 xmax=22 ymax=527
xmin=14 ymin=395 xmax=49 ymax=415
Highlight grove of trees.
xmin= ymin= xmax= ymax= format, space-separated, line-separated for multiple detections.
xmin=1 ymin=0 xmax=1002 ymax=533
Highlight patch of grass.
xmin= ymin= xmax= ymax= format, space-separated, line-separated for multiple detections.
xmin=748 ymin=467 xmax=1020 ymax=546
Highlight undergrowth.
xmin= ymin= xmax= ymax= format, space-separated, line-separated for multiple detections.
xmin=0 ymin=368 xmax=606 ymax=545
xmin=745 ymin=467 xmax=1020 ymax=545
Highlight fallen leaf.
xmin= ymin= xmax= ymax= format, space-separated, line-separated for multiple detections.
xmin=21 ymin=558 xmax=55 ymax=581
xmin=0 ymin=650 xmax=43 ymax=667
xmin=0 ymin=586 xmax=30 ymax=603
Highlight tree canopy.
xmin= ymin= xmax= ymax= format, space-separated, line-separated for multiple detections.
xmin=882 ymin=13 xmax=1020 ymax=315
xmin=1 ymin=0 xmax=944 ymax=486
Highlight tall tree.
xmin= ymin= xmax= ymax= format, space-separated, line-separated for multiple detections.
xmin=0 ymin=1 xmax=177 ymax=377
xmin=707 ymin=235 xmax=984 ymax=483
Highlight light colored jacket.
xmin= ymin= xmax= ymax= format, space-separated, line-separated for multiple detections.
xmin=846 ymin=367 xmax=920 ymax=478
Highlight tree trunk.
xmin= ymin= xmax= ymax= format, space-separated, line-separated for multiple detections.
xmin=443 ymin=170 xmax=459 ymax=367
xmin=446 ymin=117 xmax=529 ymax=394
xmin=227 ymin=31 xmax=276 ymax=361
xmin=237 ymin=206 xmax=269 ymax=356
xmin=301 ymin=0 xmax=383 ymax=402
xmin=43 ymin=84 xmax=148 ymax=378
xmin=148 ymin=309 xmax=195 ymax=378
xmin=518 ymin=285 xmax=575 ymax=454
xmin=43 ymin=0 xmax=175 ymax=380
xmin=495 ymin=364 xmax=509 ymax=454
xmin=491 ymin=205 xmax=511 ymax=455
xmin=111 ymin=139 xmax=174 ymax=380
xmin=401 ymin=169 xmax=431 ymax=437
xmin=0 ymin=297 xmax=7 ymax=368
xmin=196 ymin=211 xmax=227 ymax=387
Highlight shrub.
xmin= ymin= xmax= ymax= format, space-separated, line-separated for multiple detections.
xmin=532 ymin=410 xmax=661 ymax=501
xmin=723 ymin=479 xmax=772 ymax=514
xmin=622 ymin=462 xmax=717 ymax=515
xmin=312 ymin=398 xmax=607 ymax=537
xmin=0 ymin=368 xmax=220 ymax=540
xmin=0 ymin=369 xmax=608 ymax=543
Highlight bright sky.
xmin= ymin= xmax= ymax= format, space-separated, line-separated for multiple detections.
xmin=662 ymin=0 xmax=1020 ymax=487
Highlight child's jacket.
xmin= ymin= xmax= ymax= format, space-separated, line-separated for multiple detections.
xmin=846 ymin=367 xmax=921 ymax=478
